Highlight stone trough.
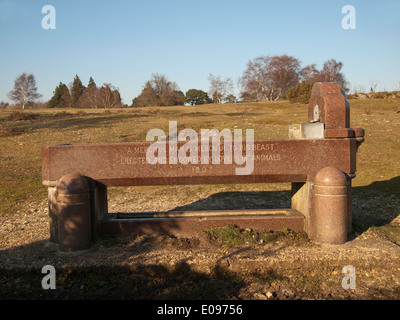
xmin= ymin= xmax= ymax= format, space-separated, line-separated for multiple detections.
xmin=41 ymin=82 xmax=365 ymax=255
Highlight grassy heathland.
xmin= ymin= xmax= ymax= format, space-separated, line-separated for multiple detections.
xmin=0 ymin=99 xmax=399 ymax=242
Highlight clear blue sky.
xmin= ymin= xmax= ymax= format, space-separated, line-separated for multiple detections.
xmin=1 ymin=0 xmax=399 ymax=105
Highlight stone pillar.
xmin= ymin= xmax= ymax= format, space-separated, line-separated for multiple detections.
xmin=313 ymin=167 xmax=348 ymax=245
xmin=291 ymin=181 xmax=312 ymax=236
xmin=55 ymin=174 xmax=92 ymax=255
xmin=88 ymin=179 xmax=108 ymax=242
xmin=47 ymin=185 xmax=58 ymax=244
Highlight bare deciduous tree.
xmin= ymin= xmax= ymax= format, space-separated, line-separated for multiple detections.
xmin=301 ymin=64 xmax=319 ymax=82
xmin=79 ymin=83 xmax=122 ymax=108
xmin=97 ymin=83 xmax=122 ymax=108
xmin=80 ymin=86 xmax=99 ymax=108
xmin=239 ymin=55 xmax=301 ymax=101
xmin=150 ymin=73 xmax=182 ymax=106
xmin=301 ymin=59 xmax=348 ymax=91
xmin=238 ymin=56 xmax=272 ymax=101
xmin=268 ymin=55 xmax=301 ymax=100
xmin=320 ymin=59 xmax=343 ymax=83
xmin=8 ymin=73 xmax=42 ymax=109
xmin=208 ymin=73 xmax=233 ymax=104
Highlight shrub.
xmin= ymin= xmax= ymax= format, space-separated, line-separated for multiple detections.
xmin=371 ymin=92 xmax=385 ymax=99
xmin=287 ymin=81 xmax=314 ymax=104
xmin=0 ymin=101 xmax=9 ymax=108
xmin=7 ymin=111 xmax=39 ymax=121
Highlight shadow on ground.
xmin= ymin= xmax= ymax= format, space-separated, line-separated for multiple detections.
xmin=0 ymin=177 xmax=399 ymax=299
xmin=172 ymin=190 xmax=291 ymax=211
xmin=352 ymin=176 xmax=400 ymax=232
xmin=2 ymin=113 xmax=149 ymax=134
xmin=0 ymin=255 xmax=248 ymax=299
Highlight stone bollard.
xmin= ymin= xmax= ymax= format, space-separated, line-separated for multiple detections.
xmin=313 ymin=167 xmax=348 ymax=245
xmin=56 ymin=174 xmax=92 ymax=255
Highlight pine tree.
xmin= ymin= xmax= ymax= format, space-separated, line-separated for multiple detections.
xmin=47 ymin=82 xmax=71 ymax=108
xmin=88 ymin=77 xmax=96 ymax=88
xmin=71 ymin=75 xmax=84 ymax=107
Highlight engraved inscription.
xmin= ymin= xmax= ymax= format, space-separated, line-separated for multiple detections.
xmin=191 ymin=166 xmax=213 ymax=174
xmin=120 ymin=157 xmax=147 ymax=165
xmin=254 ymin=154 xmax=281 ymax=161
xmin=119 ymin=142 xmax=281 ymax=172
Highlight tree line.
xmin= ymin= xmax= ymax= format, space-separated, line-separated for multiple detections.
xmin=47 ymin=76 xmax=123 ymax=108
xmin=5 ymin=55 xmax=347 ymax=109
xmin=5 ymin=73 xmax=123 ymax=109
xmin=239 ymin=56 xmax=346 ymax=102
xmin=130 ymin=56 xmax=346 ymax=106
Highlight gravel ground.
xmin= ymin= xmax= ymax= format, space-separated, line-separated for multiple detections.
xmin=1 ymin=197 xmax=400 ymax=300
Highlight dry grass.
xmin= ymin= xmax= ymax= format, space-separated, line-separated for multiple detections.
xmin=7 ymin=111 xmax=40 ymax=121
xmin=0 ymin=99 xmax=399 ymax=243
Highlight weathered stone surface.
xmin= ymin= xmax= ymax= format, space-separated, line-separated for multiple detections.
xmin=56 ymin=174 xmax=92 ymax=254
xmin=308 ymin=82 xmax=350 ymax=128
xmin=313 ymin=167 xmax=348 ymax=244
xmin=41 ymin=82 xmax=365 ymax=249
xmin=42 ymin=138 xmax=357 ymax=186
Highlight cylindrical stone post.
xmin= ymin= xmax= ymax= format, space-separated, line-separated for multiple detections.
xmin=56 ymin=174 xmax=92 ymax=254
xmin=313 ymin=167 xmax=348 ymax=245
